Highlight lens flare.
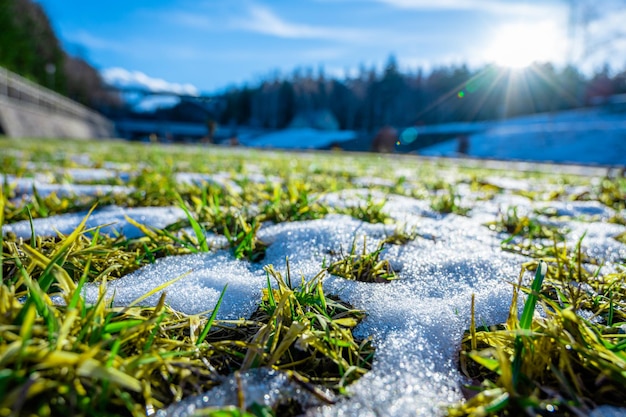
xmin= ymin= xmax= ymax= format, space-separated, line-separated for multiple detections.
xmin=399 ymin=127 xmax=419 ymax=145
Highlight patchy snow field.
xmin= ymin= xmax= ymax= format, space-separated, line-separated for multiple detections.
xmin=3 ymin=148 xmax=625 ymax=416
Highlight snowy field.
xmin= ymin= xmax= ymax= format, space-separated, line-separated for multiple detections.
xmin=2 ymin=140 xmax=625 ymax=416
xmin=419 ymin=108 xmax=626 ymax=166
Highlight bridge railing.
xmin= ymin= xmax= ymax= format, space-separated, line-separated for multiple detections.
xmin=0 ymin=66 xmax=107 ymax=123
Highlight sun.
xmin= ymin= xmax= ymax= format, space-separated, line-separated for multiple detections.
xmin=484 ymin=21 xmax=566 ymax=69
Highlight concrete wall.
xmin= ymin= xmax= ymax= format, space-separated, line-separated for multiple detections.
xmin=0 ymin=66 xmax=115 ymax=139
xmin=0 ymin=95 xmax=115 ymax=139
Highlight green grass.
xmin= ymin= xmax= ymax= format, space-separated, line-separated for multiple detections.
xmin=0 ymin=223 xmax=373 ymax=416
xmin=326 ymin=237 xmax=398 ymax=283
xmin=430 ymin=185 xmax=471 ymax=216
xmin=1 ymin=137 xmax=625 ymax=416
xmin=452 ymin=240 xmax=626 ymax=416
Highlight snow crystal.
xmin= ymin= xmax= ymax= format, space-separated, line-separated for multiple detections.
xmin=158 ymin=368 xmax=334 ymax=417
xmin=258 ymin=214 xmax=395 ymax=275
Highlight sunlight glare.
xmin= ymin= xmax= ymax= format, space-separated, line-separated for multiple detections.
xmin=485 ymin=21 xmax=566 ymax=69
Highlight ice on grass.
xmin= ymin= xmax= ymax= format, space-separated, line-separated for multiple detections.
xmin=75 ymin=197 xmax=534 ymax=416
xmin=258 ymin=214 xmax=396 ymax=275
xmin=536 ymin=200 xmax=616 ymax=219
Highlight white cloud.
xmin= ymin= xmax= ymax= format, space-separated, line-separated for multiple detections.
xmin=101 ymin=67 xmax=199 ymax=96
xmin=232 ymin=4 xmax=367 ymax=41
xmin=154 ymin=3 xmax=372 ymax=42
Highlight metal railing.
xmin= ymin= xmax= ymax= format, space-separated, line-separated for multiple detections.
xmin=0 ymin=66 xmax=108 ymax=123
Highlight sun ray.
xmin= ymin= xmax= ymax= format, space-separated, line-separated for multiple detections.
xmin=414 ymin=65 xmax=507 ymax=122
xmin=464 ymin=67 xmax=508 ymax=121
xmin=503 ymin=69 xmax=535 ymax=118
xmin=525 ymin=64 xmax=581 ymax=108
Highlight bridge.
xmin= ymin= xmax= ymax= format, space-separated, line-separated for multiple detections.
xmin=0 ymin=66 xmax=115 ymax=139
xmin=114 ymin=118 xmax=213 ymax=141
xmin=108 ymin=89 xmax=226 ymax=142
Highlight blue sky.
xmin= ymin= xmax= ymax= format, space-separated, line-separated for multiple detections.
xmin=40 ymin=0 xmax=626 ymax=95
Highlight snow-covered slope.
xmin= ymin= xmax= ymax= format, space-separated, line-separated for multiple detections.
xmin=420 ymin=108 xmax=626 ymax=165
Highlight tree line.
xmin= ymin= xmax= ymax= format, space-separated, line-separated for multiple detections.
xmin=218 ymin=56 xmax=626 ymax=132
xmin=2 ymin=0 xmax=625 ymax=132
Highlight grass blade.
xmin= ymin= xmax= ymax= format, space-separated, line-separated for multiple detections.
xmin=512 ymin=260 xmax=547 ymax=389
xmin=124 ymin=215 xmax=159 ymax=240
xmin=22 ymin=243 xmax=76 ymax=295
xmin=470 ymin=293 xmax=477 ymax=351
xmin=196 ymin=284 xmax=228 ymax=345
xmin=176 ymin=194 xmax=209 ymax=252
xmin=77 ymin=358 xmax=142 ymax=392
xmin=35 ymin=205 xmax=97 ymax=293
xmin=26 ymin=206 xmax=36 ymax=246
xmin=266 ymin=271 xmax=276 ymax=310
xmin=519 ymin=261 xmax=547 ymax=330
xmin=17 ymin=304 xmax=36 ymax=369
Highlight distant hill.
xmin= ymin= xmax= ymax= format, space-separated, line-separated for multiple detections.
xmin=0 ymin=0 xmax=118 ymax=110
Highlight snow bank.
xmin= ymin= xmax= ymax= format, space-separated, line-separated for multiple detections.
xmin=242 ymin=128 xmax=357 ymax=149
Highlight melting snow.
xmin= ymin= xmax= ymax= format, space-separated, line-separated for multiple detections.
xmin=5 ymin=174 xmax=133 ymax=200
xmin=4 ymin=167 xmax=626 ymax=416
xmin=175 ymin=172 xmax=243 ymax=194
xmin=3 ymin=205 xmax=186 ymax=239
xmin=83 ymin=251 xmax=264 ymax=318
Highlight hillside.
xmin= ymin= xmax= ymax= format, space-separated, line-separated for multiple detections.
xmin=0 ymin=0 xmax=115 ymax=108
